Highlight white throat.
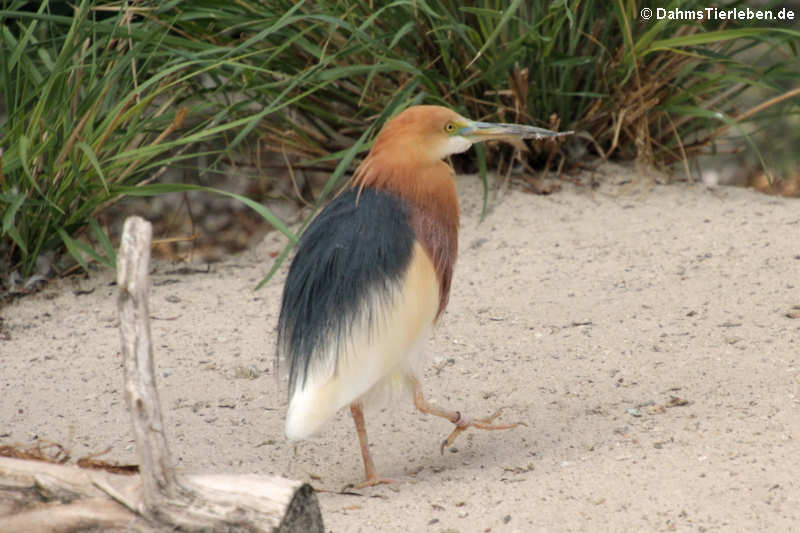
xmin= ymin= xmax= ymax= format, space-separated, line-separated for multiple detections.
xmin=438 ymin=136 xmax=472 ymax=159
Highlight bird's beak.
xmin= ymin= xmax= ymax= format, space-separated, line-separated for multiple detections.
xmin=462 ymin=121 xmax=573 ymax=143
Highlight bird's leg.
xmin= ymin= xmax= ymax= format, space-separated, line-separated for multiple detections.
xmin=348 ymin=403 xmax=396 ymax=489
xmin=410 ymin=376 xmax=523 ymax=454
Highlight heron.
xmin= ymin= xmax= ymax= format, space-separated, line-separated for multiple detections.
xmin=277 ymin=105 xmax=570 ymax=488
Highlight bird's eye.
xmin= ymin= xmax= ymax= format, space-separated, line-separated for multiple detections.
xmin=444 ymin=122 xmax=457 ymax=133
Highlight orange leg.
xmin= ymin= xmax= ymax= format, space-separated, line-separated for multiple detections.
xmin=349 ymin=403 xmax=396 ymax=488
xmin=411 ymin=376 xmax=524 ymax=454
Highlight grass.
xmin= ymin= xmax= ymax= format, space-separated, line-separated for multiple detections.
xmin=1 ymin=0 xmax=798 ymax=285
xmin=162 ymin=0 xmax=798 ymax=171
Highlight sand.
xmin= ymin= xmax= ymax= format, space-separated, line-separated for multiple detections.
xmin=2 ymin=163 xmax=799 ymax=532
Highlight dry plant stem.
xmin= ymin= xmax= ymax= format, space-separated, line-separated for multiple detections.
xmin=606 ymin=108 xmax=627 ymax=159
xmin=95 ymin=90 xmax=137 ymax=154
xmin=710 ymin=86 xmax=800 ymax=142
xmin=283 ymin=143 xmax=311 ymax=206
xmin=151 ymin=234 xmax=198 ymax=246
xmin=123 ymin=0 xmax=140 ymax=100
xmin=667 ymin=114 xmax=692 ymax=183
xmin=117 ymin=106 xmax=188 ymax=183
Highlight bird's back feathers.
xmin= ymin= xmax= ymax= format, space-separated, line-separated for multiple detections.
xmin=278 ymin=188 xmax=416 ymax=396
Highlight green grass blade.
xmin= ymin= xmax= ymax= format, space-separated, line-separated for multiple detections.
xmin=58 ymin=228 xmax=110 ymax=271
xmin=89 ymin=217 xmax=116 ymax=266
xmin=466 ymin=0 xmax=525 ymax=68
xmin=76 ymin=141 xmax=109 ymax=195
xmin=1 ymin=193 xmax=28 ymax=254
xmin=647 ymin=28 xmax=800 ymax=54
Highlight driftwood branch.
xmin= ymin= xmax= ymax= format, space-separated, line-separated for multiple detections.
xmin=117 ymin=216 xmax=178 ymax=507
xmin=0 ymin=216 xmax=323 ymax=532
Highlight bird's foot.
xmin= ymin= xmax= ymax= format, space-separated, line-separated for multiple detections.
xmin=440 ymin=408 xmax=526 ymax=454
xmin=347 ymin=475 xmax=400 ymax=490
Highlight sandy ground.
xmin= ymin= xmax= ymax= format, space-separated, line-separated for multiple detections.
xmin=2 ymin=163 xmax=800 ymax=532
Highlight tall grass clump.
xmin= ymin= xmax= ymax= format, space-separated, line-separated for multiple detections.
xmin=0 ymin=0 xmax=330 ymax=279
xmin=1 ymin=0 xmax=228 ymax=278
xmin=2 ymin=0 xmax=798 ymax=284
xmin=155 ymin=0 xmax=799 ymax=171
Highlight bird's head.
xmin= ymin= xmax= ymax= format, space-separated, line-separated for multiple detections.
xmin=369 ymin=105 xmax=571 ymax=165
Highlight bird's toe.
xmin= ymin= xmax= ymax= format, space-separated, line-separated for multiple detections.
xmin=347 ymin=475 xmax=401 ymax=490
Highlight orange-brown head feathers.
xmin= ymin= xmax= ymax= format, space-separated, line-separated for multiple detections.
xmin=351 ymin=105 xmax=474 ymax=196
xmin=365 ymin=106 xmax=473 ymax=165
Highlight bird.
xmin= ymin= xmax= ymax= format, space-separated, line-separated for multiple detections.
xmin=277 ymin=105 xmax=570 ymax=488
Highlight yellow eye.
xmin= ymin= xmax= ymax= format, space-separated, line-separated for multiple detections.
xmin=444 ymin=122 xmax=457 ymax=133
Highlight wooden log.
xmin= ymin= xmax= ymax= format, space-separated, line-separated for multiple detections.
xmin=0 ymin=216 xmax=323 ymax=532
xmin=0 ymin=456 xmax=147 ymax=532
xmin=0 ymin=455 xmax=323 ymax=532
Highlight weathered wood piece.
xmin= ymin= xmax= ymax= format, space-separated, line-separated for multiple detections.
xmin=0 ymin=216 xmax=323 ymax=532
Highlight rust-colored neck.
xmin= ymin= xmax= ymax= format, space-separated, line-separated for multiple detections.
xmin=351 ymin=154 xmax=459 ymax=319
